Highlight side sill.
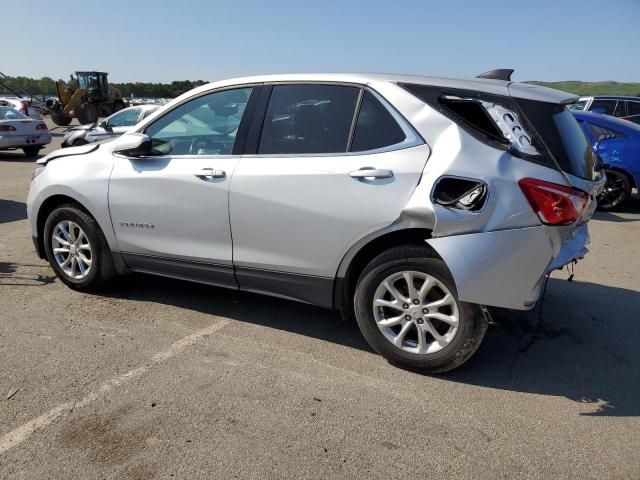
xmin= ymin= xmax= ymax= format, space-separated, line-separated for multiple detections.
xmin=235 ymin=267 xmax=334 ymax=309
xmin=121 ymin=252 xmax=236 ymax=289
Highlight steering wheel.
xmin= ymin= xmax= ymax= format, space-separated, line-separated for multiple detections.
xmin=189 ymin=137 xmax=216 ymax=155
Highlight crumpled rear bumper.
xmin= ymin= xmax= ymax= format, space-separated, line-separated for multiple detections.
xmin=427 ymin=223 xmax=589 ymax=310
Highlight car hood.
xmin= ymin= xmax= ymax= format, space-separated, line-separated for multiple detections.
xmin=36 ymin=143 xmax=100 ymax=165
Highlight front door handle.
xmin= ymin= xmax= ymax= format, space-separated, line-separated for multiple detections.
xmin=195 ymin=168 xmax=226 ymax=181
xmin=349 ymin=167 xmax=394 ymax=180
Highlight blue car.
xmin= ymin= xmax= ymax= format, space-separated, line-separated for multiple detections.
xmin=572 ymin=110 xmax=640 ymax=210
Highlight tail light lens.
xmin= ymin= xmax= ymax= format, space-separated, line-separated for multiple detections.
xmin=36 ymin=123 xmax=48 ymax=130
xmin=518 ymin=177 xmax=589 ymax=225
xmin=0 ymin=125 xmax=17 ymax=132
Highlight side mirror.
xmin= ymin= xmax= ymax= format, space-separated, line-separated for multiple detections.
xmin=113 ymin=133 xmax=152 ymax=157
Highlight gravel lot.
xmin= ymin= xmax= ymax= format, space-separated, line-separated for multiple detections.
xmin=1 ymin=119 xmax=639 ymax=479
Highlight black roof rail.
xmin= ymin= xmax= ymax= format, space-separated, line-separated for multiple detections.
xmin=476 ymin=69 xmax=514 ymax=81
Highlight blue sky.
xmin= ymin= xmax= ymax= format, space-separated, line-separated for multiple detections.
xmin=10 ymin=0 xmax=640 ymax=83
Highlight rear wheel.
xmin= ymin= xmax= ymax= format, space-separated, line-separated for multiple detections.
xmin=51 ymin=114 xmax=72 ymax=126
xmin=354 ymin=246 xmax=487 ymax=373
xmin=23 ymin=146 xmax=42 ymax=157
xmin=43 ymin=204 xmax=116 ymax=291
xmin=597 ymin=169 xmax=631 ymax=211
xmin=76 ymin=102 xmax=99 ymax=125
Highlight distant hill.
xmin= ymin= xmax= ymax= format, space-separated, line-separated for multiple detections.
xmin=527 ymin=81 xmax=640 ymax=97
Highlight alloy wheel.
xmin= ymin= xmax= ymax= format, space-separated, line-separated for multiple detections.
xmin=51 ymin=220 xmax=93 ymax=280
xmin=598 ymin=170 xmax=628 ymax=210
xmin=372 ymin=270 xmax=459 ymax=354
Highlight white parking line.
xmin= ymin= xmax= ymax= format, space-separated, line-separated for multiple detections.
xmin=0 ymin=320 xmax=229 ymax=455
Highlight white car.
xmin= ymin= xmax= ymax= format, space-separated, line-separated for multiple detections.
xmin=0 ymin=106 xmax=51 ymax=156
xmin=0 ymin=97 xmax=43 ymax=120
xmin=62 ymin=105 xmax=160 ymax=147
xmin=27 ymin=72 xmax=604 ymax=372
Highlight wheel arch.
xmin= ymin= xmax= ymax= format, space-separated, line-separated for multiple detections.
xmin=333 ymin=227 xmax=437 ymax=316
xmin=608 ymin=166 xmax=637 ymax=189
xmin=35 ymin=194 xmax=89 ymax=258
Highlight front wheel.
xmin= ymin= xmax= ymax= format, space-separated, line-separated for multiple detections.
xmin=43 ymin=204 xmax=116 ymax=291
xmin=597 ymin=169 xmax=631 ymax=211
xmin=354 ymin=246 xmax=487 ymax=373
xmin=75 ymin=102 xmax=99 ymax=125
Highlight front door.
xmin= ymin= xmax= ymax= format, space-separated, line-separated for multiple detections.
xmin=109 ymin=86 xmax=256 ymax=285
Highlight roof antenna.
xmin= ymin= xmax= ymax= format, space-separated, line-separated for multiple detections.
xmin=476 ymin=69 xmax=514 ymax=81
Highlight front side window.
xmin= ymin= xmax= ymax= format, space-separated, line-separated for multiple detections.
xmin=106 ymin=108 xmax=142 ymax=127
xmin=146 ymin=87 xmax=253 ymax=155
xmin=589 ymin=99 xmax=617 ymax=116
xmin=258 ymin=84 xmax=359 ymax=154
xmin=351 ymin=91 xmax=406 ymax=152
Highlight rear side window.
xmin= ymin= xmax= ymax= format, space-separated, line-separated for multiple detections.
xmin=350 ymin=91 xmax=406 ymax=152
xmin=258 ymin=85 xmax=359 ymax=154
xmin=589 ymin=99 xmax=617 ymax=115
xmin=628 ymin=101 xmax=640 ymax=116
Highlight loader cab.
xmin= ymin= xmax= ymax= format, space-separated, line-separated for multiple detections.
xmin=76 ymin=71 xmax=109 ymax=102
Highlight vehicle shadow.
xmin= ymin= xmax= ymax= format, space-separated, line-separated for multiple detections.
xmin=0 ymin=261 xmax=56 ymax=286
xmin=98 ymin=274 xmax=639 ymax=417
xmin=0 ymin=151 xmax=42 ymax=162
xmin=593 ymin=194 xmax=640 ymax=221
xmin=0 ymin=199 xmax=27 ymax=224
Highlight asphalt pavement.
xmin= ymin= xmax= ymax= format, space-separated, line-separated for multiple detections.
xmin=0 ymin=119 xmax=638 ymax=479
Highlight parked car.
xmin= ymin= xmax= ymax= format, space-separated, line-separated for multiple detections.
xmin=27 ymin=73 xmax=604 ymax=372
xmin=62 ymin=105 xmax=160 ymax=147
xmin=569 ymin=95 xmax=640 ymax=125
xmin=0 ymin=97 xmax=43 ymax=120
xmin=0 ymin=106 xmax=51 ymax=156
xmin=572 ymin=110 xmax=640 ymax=210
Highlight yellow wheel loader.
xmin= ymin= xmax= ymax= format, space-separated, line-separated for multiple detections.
xmin=44 ymin=71 xmax=127 ymax=126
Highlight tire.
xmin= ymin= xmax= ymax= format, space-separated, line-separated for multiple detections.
xmin=354 ymin=246 xmax=488 ymax=373
xmin=72 ymin=138 xmax=88 ymax=146
xmin=23 ymin=146 xmax=42 ymax=157
xmin=76 ymin=102 xmax=99 ymax=125
xmin=43 ymin=204 xmax=116 ymax=291
xmin=597 ymin=169 xmax=631 ymax=211
xmin=51 ymin=114 xmax=72 ymax=126
xmin=112 ymin=100 xmax=126 ymax=113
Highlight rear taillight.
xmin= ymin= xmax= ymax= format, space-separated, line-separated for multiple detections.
xmin=518 ymin=177 xmax=589 ymax=225
xmin=0 ymin=125 xmax=16 ymax=132
xmin=36 ymin=123 xmax=47 ymax=130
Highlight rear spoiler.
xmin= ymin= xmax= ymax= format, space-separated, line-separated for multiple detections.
xmin=476 ymin=69 xmax=514 ymax=81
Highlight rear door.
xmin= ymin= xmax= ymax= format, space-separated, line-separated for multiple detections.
xmin=229 ymin=83 xmax=427 ymax=306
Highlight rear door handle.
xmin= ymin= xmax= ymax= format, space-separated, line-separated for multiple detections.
xmin=349 ymin=168 xmax=394 ymax=179
xmin=195 ymin=168 xmax=226 ymax=180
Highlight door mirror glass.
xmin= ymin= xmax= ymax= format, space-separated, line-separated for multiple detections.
xmin=113 ymin=133 xmax=152 ymax=157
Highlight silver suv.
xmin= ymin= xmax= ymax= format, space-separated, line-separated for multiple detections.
xmin=27 ymin=72 xmax=604 ymax=372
